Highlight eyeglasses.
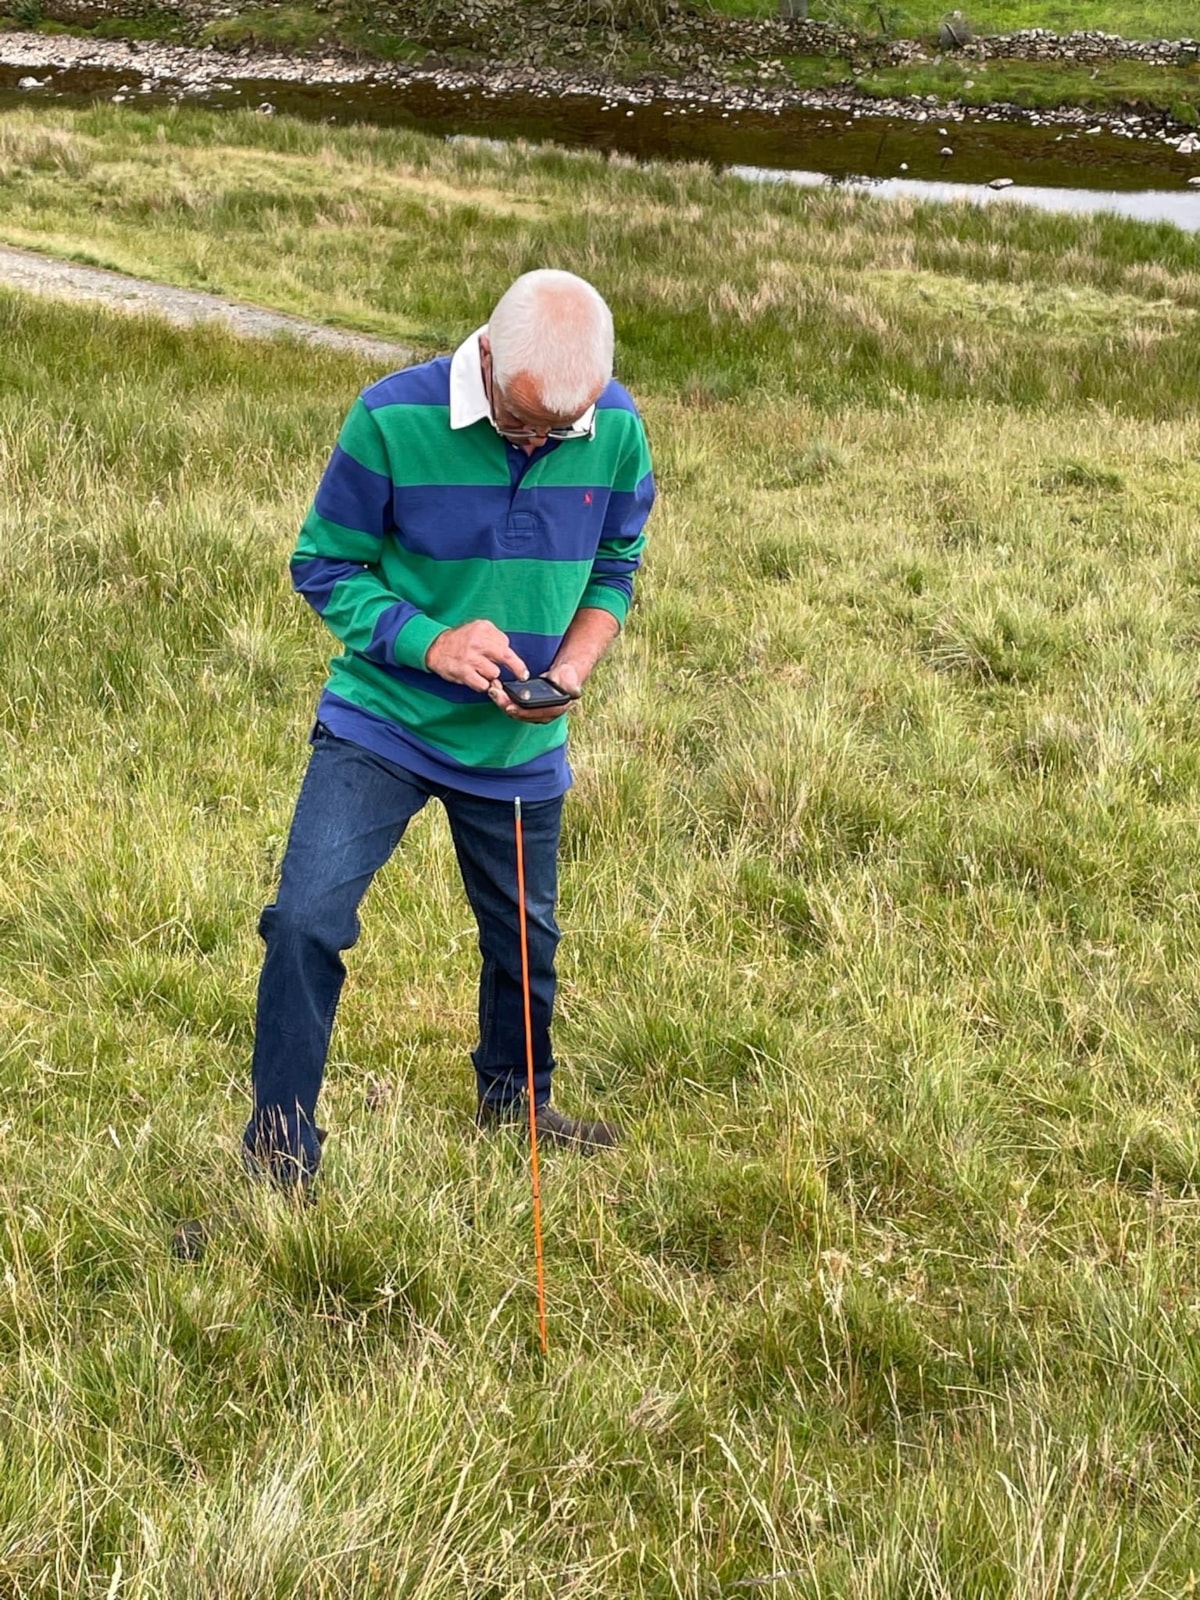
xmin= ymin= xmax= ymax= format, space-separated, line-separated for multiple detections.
xmin=486 ymin=413 xmax=593 ymax=444
xmin=482 ymin=353 xmax=593 ymax=442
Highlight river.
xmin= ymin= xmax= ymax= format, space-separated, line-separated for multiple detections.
xmin=3 ymin=45 xmax=1199 ymax=232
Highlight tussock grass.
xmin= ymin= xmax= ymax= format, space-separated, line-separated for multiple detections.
xmin=4 ymin=107 xmax=1200 ymax=1594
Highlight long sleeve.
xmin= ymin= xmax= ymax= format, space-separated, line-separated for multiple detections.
xmin=578 ymin=414 xmax=655 ymax=625
xmin=289 ymin=397 xmax=446 ymax=671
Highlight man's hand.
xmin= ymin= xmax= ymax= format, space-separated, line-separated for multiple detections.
xmin=488 ymin=662 xmax=584 ymax=723
xmin=426 ymin=621 xmax=528 ymax=691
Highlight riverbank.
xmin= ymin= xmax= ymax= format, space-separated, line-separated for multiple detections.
xmin=4 ymin=24 xmax=1200 ymax=167
xmin=2 ymin=0 xmax=1199 ymax=132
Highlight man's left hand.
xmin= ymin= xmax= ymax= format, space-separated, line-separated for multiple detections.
xmin=487 ymin=663 xmax=583 ymax=723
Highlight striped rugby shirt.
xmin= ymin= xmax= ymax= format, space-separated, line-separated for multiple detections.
xmin=292 ymin=330 xmax=655 ymax=801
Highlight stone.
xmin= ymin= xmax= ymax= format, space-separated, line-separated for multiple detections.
xmin=938 ymin=11 xmax=972 ymax=49
xmin=988 ymin=176 xmax=1014 ymax=188
xmin=17 ymin=76 xmax=41 ymax=89
xmin=364 ymin=1076 xmax=394 ymax=1113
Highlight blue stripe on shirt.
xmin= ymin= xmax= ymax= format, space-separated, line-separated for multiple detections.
xmin=361 ymin=358 xmax=453 ymax=411
xmin=391 ymin=483 xmax=612 ymax=563
xmin=314 ymin=445 xmax=394 ymax=537
xmin=291 ymin=555 xmax=368 ymax=614
xmin=317 ymin=690 xmax=571 ymax=802
xmin=364 ymin=601 xmax=425 ymax=665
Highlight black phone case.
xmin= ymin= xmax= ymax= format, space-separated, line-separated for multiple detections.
xmin=503 ymin=676 xmax=575 ymax=708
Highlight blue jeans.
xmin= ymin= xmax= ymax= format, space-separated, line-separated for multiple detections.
xmin=245 ymin=725 xmax=563 ymax=1168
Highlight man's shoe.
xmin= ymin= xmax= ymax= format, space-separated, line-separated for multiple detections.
xmin=475 ymin=1098 xmax=621 ymax=1153
xmin=241 ymin=1121 xmax=327 ymax=1195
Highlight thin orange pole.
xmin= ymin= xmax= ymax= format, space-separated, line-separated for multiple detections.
xmin=514 ymin=797 xmax=549 ymax=1356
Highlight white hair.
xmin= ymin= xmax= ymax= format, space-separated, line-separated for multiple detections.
xmin=487 ymin=270 xmax=614 ymax=417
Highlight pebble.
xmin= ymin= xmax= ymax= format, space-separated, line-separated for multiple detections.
xmin=988 ymin=176 xmax=1014 ymax=188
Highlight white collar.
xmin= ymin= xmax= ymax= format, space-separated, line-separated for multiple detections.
xmin=448 ymin=326 xmax=596 ymax=438
xmin=448 ymin=326 xmax=492 ymax=430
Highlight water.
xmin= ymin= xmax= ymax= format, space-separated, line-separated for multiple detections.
xmin=731 ymin=166 xmax=1200 ymax=231
xmin=3 ymin=54 xmax=1199 ymax=230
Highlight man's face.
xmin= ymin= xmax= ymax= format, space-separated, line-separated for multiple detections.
xmin=479 ymin=336 xmax=602 ymax=456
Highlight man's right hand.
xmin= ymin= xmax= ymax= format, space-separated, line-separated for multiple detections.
xmin=425 ymin=620 xmax=528 ymax=692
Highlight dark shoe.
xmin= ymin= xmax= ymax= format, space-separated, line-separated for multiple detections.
xmin=475 ymin=1097 xmax=621 ymax=1153
xmin=242 ymin=1115 xmax=327 ymax=1194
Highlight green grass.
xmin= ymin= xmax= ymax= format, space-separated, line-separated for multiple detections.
xmin=5 ymin=103 xmax=1200 ymax=1594
xmin=777 ymin=47 xmax=1200 ymax=119
xmin=198 ymin=4 xmax=327 ymax=50
xmin=851 ymin=54 xmax=1200 ymax=116
xmin=711 ymin=0 xmax=1200 ymax=40
xmin=194 ymin=4 xmax=405 ymax=55
xmin=0 ymin=8 xmax=189 ymax=39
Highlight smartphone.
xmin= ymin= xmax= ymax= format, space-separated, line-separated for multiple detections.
xmin=501 ymin=675 xmax=578 ymax=709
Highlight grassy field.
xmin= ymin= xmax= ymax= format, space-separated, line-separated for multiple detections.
xmin=4 ymin=104 xmax=1200 ymax=1596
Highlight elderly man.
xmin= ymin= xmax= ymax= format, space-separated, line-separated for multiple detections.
xmin=244 ymin=270 xmax=655 ymax=1189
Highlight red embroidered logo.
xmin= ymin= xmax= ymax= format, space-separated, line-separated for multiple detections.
xmin=584 ymin=492 xmax=593 ymax=505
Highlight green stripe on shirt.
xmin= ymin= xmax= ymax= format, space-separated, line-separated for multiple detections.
xmin=326 ymin=655 xmax=569 ymax=770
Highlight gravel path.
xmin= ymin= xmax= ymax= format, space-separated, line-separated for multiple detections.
xmin=0 ymin=241 xmax=412 ymax=361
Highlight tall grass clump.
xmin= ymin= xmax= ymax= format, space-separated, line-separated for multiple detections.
xmin=3 ymin=106 xmax=1200 ymax=1595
